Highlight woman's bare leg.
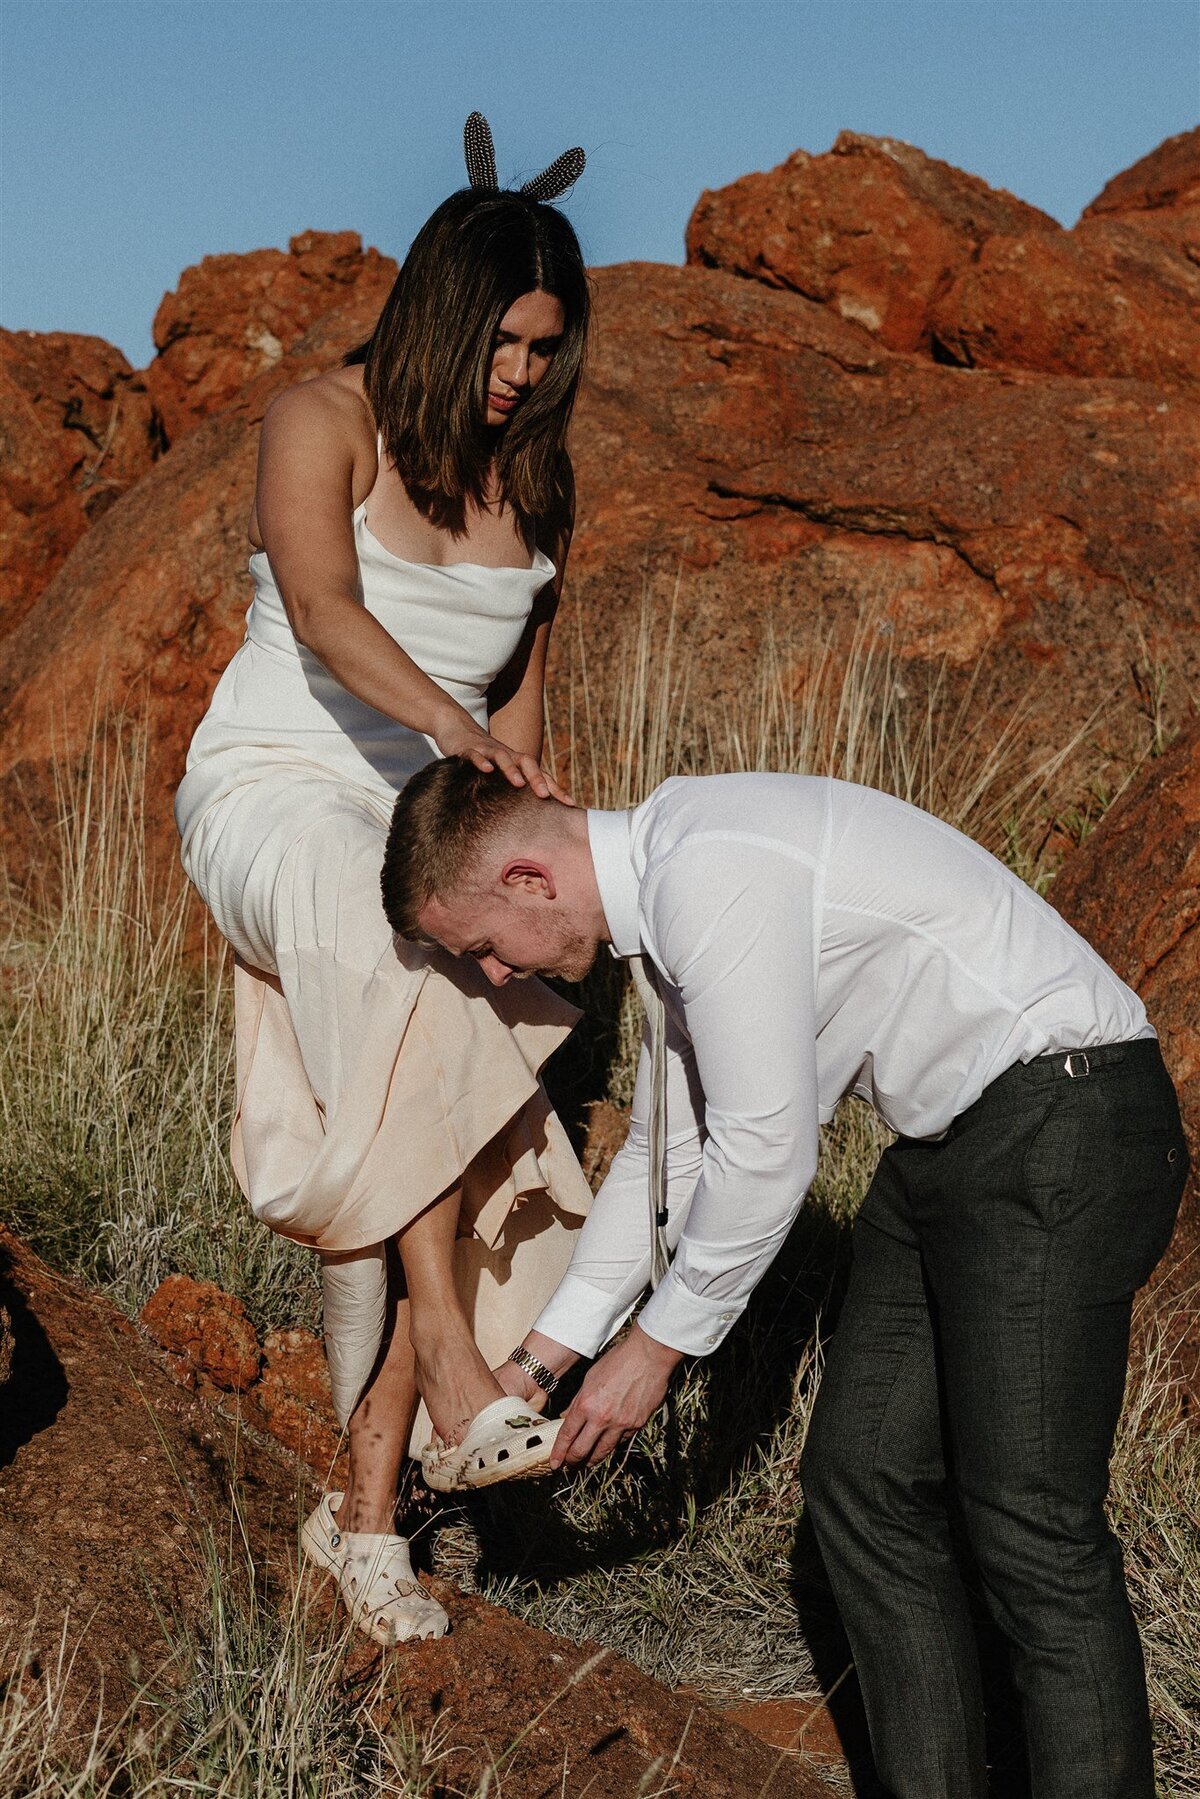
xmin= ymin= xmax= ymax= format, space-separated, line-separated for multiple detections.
xmin=333 ymin=1289 xmax=419 ymax=1535
xmin=333 ymin=1183 xmax=505 ymax=1533
xmin=400 ymin=1181 xmax=504 ymax=1445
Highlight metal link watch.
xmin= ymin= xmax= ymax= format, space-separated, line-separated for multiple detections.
xmin=507 ymin=1345 xmax=560 ymax=1397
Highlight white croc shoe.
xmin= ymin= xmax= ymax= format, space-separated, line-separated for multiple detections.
xmin=301 ymin=1491 xmax=449 ymax=1645
xmin=421 ymin=1396 xmax=562 ymax=1492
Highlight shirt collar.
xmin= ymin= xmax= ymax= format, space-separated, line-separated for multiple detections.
xmin=586 ymin=808 xmax=642 ymax=958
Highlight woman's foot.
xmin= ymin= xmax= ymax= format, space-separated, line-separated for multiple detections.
xmin=302 ymin=1493 xmax=449 ymax=1644
xmin=411 ymin=1322 xmax=506 ymax=1446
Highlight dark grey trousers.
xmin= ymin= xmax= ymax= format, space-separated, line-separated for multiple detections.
xmin=801 ymin=1038 xmax=1187 ymax=1799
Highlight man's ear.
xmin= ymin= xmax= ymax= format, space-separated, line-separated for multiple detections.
xmin=499 ymin=857 xmax=557 ymax=900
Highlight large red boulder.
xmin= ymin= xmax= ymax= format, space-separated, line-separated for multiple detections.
xmin=0 ymin=328 xmax=163 ymax=638
xmin=0 ymin=285 xmax=388 ymax=878
xmin=1050 ymin=714 xmax=1200 ymax=1395
xmin=686 ymin=130 xmax=1056 ymax=354
xmin=143 ymin=230 xmax=396 ymax=443
xmin=0 ymin=260 xmax=1197 ymax=881
xmin=688 ymin=131 xmax=1200 ymax=388
xmin=1080 ymin=124 xmax=1200 ymax=255
xmin=926 ymin=216 xmax=1200 ymax=387
xmin=556 ymin=262 xmax=1199 ymax=768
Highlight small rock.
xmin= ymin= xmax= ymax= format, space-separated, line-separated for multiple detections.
xmin=139 ymin=1273 xmax=260 ymax=1392
xmin=254 ymin=1326 xmax=344 ymax=1477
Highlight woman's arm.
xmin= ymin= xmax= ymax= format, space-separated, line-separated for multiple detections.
xmin=255 ymin=382 xmax=564 ymax=795
xmin=486 ymin=457 xmax=575 ymax=765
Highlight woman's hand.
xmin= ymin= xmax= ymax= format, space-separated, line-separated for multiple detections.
xmin=433 ymin=712 xmax=574 ymax=804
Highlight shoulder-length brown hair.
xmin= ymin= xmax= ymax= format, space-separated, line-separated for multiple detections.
xmin=346 ymin=189 xmax=590 ymax=541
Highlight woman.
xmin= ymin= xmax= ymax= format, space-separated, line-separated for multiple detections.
xmin=174 ymin=119 xmax=594 ymax=1645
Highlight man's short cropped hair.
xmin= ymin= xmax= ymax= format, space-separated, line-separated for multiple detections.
xmin=381 ymin=758 xmax=535 ymax=940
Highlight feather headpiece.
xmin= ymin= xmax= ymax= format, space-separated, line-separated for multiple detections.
xmin=463 ymin=112 xmax=585 ymax=202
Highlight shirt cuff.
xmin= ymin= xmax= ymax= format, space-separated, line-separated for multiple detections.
xmin=635 ymin=1268 xmax=747 ymax=1356
xmin=532 ymin=1274 xmax=640 ymax=1360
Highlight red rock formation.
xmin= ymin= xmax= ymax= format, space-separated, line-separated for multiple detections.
xmin=1050 ymin=714 xmax=1200 ymax=1396
xmin=926 ymin=219 xmax=1200 ymax=387
xmin=0 ymin=260 xmax=1196 ymax=881
xmin=143 ymin=230 xmax=396 ymax=443
xmin=0 ymin=286 xmax=385 ymax=877
xmin=139 ymin=1271 xmax=261 ymax=1391
xmin=688 ymin=130 xmax=1200 ymax=388
xmin=686 ymin=131 xmax=1058 ymax=352
xmin=0 ymin=329 xmax=163 ymax=638
xmin=555 ymin=262 xmax=1199 ymax=770
xmin=1081 ymin=124 xmax=1200 ymax=257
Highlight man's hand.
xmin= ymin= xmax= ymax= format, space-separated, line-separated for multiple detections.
xmin=549 ymin=1324 xmax=684 ymax=1469
xmin=492 ymin=1357 xmax=547 ymax=1410
xmin=491 ymin=1330 xmax=579 ymax=1414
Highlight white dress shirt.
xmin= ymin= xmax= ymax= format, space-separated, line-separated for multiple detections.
xmin=533 ymin=774 xmax=1152 ymax=1361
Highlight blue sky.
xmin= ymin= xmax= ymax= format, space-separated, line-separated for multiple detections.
xmin=3 ymin=1 xmax=1197 ymax=368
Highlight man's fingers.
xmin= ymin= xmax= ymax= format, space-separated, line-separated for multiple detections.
xmin=587 ymin=1425 xmax=631 ymax=1466
xmin=549 ymin=1402 xmax=594 ymax=1468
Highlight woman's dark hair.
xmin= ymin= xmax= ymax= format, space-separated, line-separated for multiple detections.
xmin=346 ymin=189 xmax=590 ymax=540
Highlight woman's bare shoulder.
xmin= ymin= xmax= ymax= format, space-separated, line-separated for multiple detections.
xmin=262 ymin=363 xmax=374 ymax=448
xmin=250 ymin=368 xmax=377 ymax=545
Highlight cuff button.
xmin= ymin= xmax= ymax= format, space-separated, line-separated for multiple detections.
xmin=706 ymin=1334 xmax=719 ymax=1345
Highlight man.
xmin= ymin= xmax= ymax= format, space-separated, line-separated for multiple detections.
xmin=381 ymin=759 xmax=1186 ymax=1799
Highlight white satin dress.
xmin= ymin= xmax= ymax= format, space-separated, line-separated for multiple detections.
xmin=174 ymin=468 xmax=592 ymax=1444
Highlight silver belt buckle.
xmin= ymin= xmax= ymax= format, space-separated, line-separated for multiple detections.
xmin=1064 ymin=1052 xmax=1091 ymax=1079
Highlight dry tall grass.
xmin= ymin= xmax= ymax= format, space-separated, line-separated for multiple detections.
xmin=0 ymin=622 xmax=1195 ymax=1794
xmin=0 ymin=729 xmax=319 ymax=1332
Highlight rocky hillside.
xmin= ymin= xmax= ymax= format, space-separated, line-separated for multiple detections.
xmin=0 ymin=129 xmax=1196 ymax=887
xmin=0 ymin=1226 xmax=835 ymax=1794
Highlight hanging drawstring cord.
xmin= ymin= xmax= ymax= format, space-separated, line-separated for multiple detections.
xmin=629 ymin=954 xmax=670 ymax=1289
